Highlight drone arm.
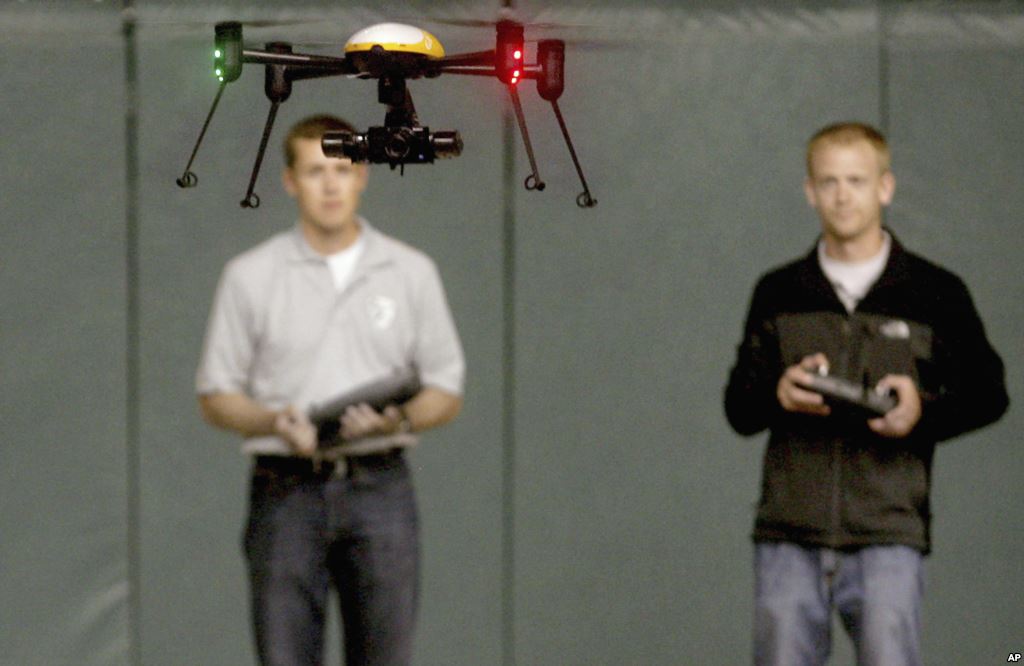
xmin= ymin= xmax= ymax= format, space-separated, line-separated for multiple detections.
xmin=286 ymin=66 xmax=356 ymax=83
xmin=176 ymin=79 xmax=228 ymax=188
xmin=437 ymin=45 xmax=540 ymax=77
xmin=242 ymin=49 xmax=355 ymax=73
xmin=437 ymin=49 xmax=496 ymax=68
xmin=433 ymin=67 xmax=495 ymax=77
xmin=437 ymin=65 xmax=542 ymax=79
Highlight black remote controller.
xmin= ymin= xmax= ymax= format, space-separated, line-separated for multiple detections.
xmin=798 ymin=369 xmax=897 ymax=417
xmin=309 ymin=370 xmax=422 ymax=448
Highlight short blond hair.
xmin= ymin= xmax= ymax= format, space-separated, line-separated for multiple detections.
xmin=806 ymin=122 xmax=891 ymax=176
xmin=283 ymin=114 xmax=356 ymax=168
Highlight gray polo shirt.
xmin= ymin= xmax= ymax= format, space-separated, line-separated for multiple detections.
xmin=196 ymin=219 xmax=465 ymax=455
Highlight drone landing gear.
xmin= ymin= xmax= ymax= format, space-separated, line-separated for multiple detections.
xmin=507 ymin=85 xmax=545 ymax=192
xmin=549 ymin=99 xmax=596 ymax=208
xmin=508 ymin=86 xmax=596 ymax=207
xmin=239 ymin=43 xmax=294 ymax=208
xmin=176 ymin=80 xmax=228 ymax=189
xmin=175 ymin=40 xmax=296 ymax=209
xmin=505 ymin=40 xmax=596 ymax=208
xmin=239 ymin=99 xmax=279 ymax=208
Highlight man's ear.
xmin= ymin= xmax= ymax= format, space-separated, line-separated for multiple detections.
xmin=803 ymin=176 xmax=817 ymax=208
xmin=281 ymin=166 xmax=297 ymax=197
xmin=879 ymin=170 xmax=895 ymax=206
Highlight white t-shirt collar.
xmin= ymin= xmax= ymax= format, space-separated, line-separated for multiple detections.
xmin=817 ymin=231 xmax=892 ymax=312
xmin=324 ymin=230 xmax=367 ymax=291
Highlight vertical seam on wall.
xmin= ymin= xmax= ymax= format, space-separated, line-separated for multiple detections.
xmin=501 ymin=100 xmax=518 ymax=666
xmin=121 ymin=2 xmax=142 ymax=665
xmin=499 ymin=3 xmax=516 ymax=665
xmin=878 ymin=0 xmax=891 ymax=134
xmin=878 ymin=0 xmax=892 ymax=233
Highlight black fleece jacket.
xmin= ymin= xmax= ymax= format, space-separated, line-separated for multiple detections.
xmin=724 ymin=233 xmax=1008 ymax=553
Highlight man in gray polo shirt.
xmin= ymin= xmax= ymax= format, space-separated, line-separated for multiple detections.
xmin=196 ymin=114 xmax=465 ymax=666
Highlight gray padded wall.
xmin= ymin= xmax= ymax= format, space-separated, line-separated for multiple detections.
xmin=2 ymin=1 xmax=1021 ymax=665
xmin=0 ymin=5 xmax=130 ymax=665
xmin=886 ymin=6 xmax=1024 ymax=663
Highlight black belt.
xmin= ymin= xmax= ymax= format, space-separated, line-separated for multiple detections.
xmin=254 ymin=449 xmax=403 ymax=479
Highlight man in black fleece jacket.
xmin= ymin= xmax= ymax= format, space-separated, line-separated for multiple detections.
xmin=724 ymin=122 xmax=1008 ymax=666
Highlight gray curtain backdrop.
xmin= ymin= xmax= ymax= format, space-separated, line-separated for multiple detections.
xmin=1 ymin=1 xmax=1020 ymax=664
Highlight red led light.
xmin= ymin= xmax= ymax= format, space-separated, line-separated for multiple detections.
xmin=496 ymin=21 xmax=526 ymax=85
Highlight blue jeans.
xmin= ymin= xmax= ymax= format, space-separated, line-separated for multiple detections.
xmin=754 ymin=542 xmax=924 ymax=666
xmin=243 ymin=453 xmax=419 ymax=666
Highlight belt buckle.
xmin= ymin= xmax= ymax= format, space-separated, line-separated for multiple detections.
xmin=311 ymin=453 xmax=344 ymax=478
xmin=330 ymin=457 xmax=348 ymax=478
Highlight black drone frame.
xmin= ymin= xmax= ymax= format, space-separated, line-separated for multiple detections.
xmin=177 ymin=20 xmax=597 ymax=209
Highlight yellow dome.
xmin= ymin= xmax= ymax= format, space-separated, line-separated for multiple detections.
xmin=345 ymin=23 xmax=445 ymax=59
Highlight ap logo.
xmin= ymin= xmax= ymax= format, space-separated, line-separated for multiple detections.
xmin=1008 ymin=653 xmax=1022 ymax=662
xmin=367 ymin=295 xmax=397 ymax=331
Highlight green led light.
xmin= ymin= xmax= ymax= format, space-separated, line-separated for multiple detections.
xmin=218 ymin=76 xmax=225 ymax=82
xmin=215 ymin=68 xmax=222 ymax=76
xmin=214 ymin=49 xmax=222 ymax=58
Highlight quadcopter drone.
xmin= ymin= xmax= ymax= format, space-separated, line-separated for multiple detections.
xmin=176 ymin=19 xmax=597 ymax=208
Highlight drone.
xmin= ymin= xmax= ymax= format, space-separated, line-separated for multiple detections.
xmin=176 ymin=19 xmax=597 ymax=209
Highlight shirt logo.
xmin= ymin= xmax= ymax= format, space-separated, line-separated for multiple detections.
xmin=368 ymin=295 xmax=397 ymax=330
xmin=879 ymin=319 xmax=911 ymax=339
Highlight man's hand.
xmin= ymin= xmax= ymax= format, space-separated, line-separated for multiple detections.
xmin=867 ymin=375 xmax=922 ymax=438
xmin=777 ymin=353 xmax=831 ymax=416
xmin=340 ymin=403 xmax=404 ymax=441
xmin=274 ymin=406 xmax=318 ymax=457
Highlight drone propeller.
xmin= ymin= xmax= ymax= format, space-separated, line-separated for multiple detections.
xmin=405 ymin=14 xmax=627 ymax=52
xmin=402 ymin=11 xmax=596 ymax=32
xmin=136 ymin=17 xmax=342 ymax=45
xmin=140 ymin=18 xmax=328 ymax=28
xmin=524 ymin=36 xmax=629 ymax=52
xmin=410 ymin=17 xmax=572 ymax=30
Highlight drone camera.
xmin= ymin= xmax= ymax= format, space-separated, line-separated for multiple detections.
xmin=214 ymin=22 xmax=243 ymax=83
xmin=322 ymin=127 xmax=463 ymax=166
xmin=496 ymin=20 xmax=525 ymax=85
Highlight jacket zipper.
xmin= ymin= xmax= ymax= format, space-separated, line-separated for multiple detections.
xmin=830 ymin=317 xmax=853 ymax=546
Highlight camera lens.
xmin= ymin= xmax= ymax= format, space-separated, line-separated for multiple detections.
xmin=384 ymin=128 xmax=413 ymax=161
xmin=321 ymin=131 xmax=368 ymax=162
xmin=430 ymin=131 xmax=463 ymax=159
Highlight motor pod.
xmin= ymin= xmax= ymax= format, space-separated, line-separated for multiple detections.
xmin=495 ymin=19 xmax=525 ymax=85
xmin=537 ymin=40 xmax=565 ymax=101
xmin=322 ymin=126 xmax=463 ymax=165
xmin=214 ymin=21 xmax=243 ymax=83
xmin=264 ymin=42 xmax=293 ymax=102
